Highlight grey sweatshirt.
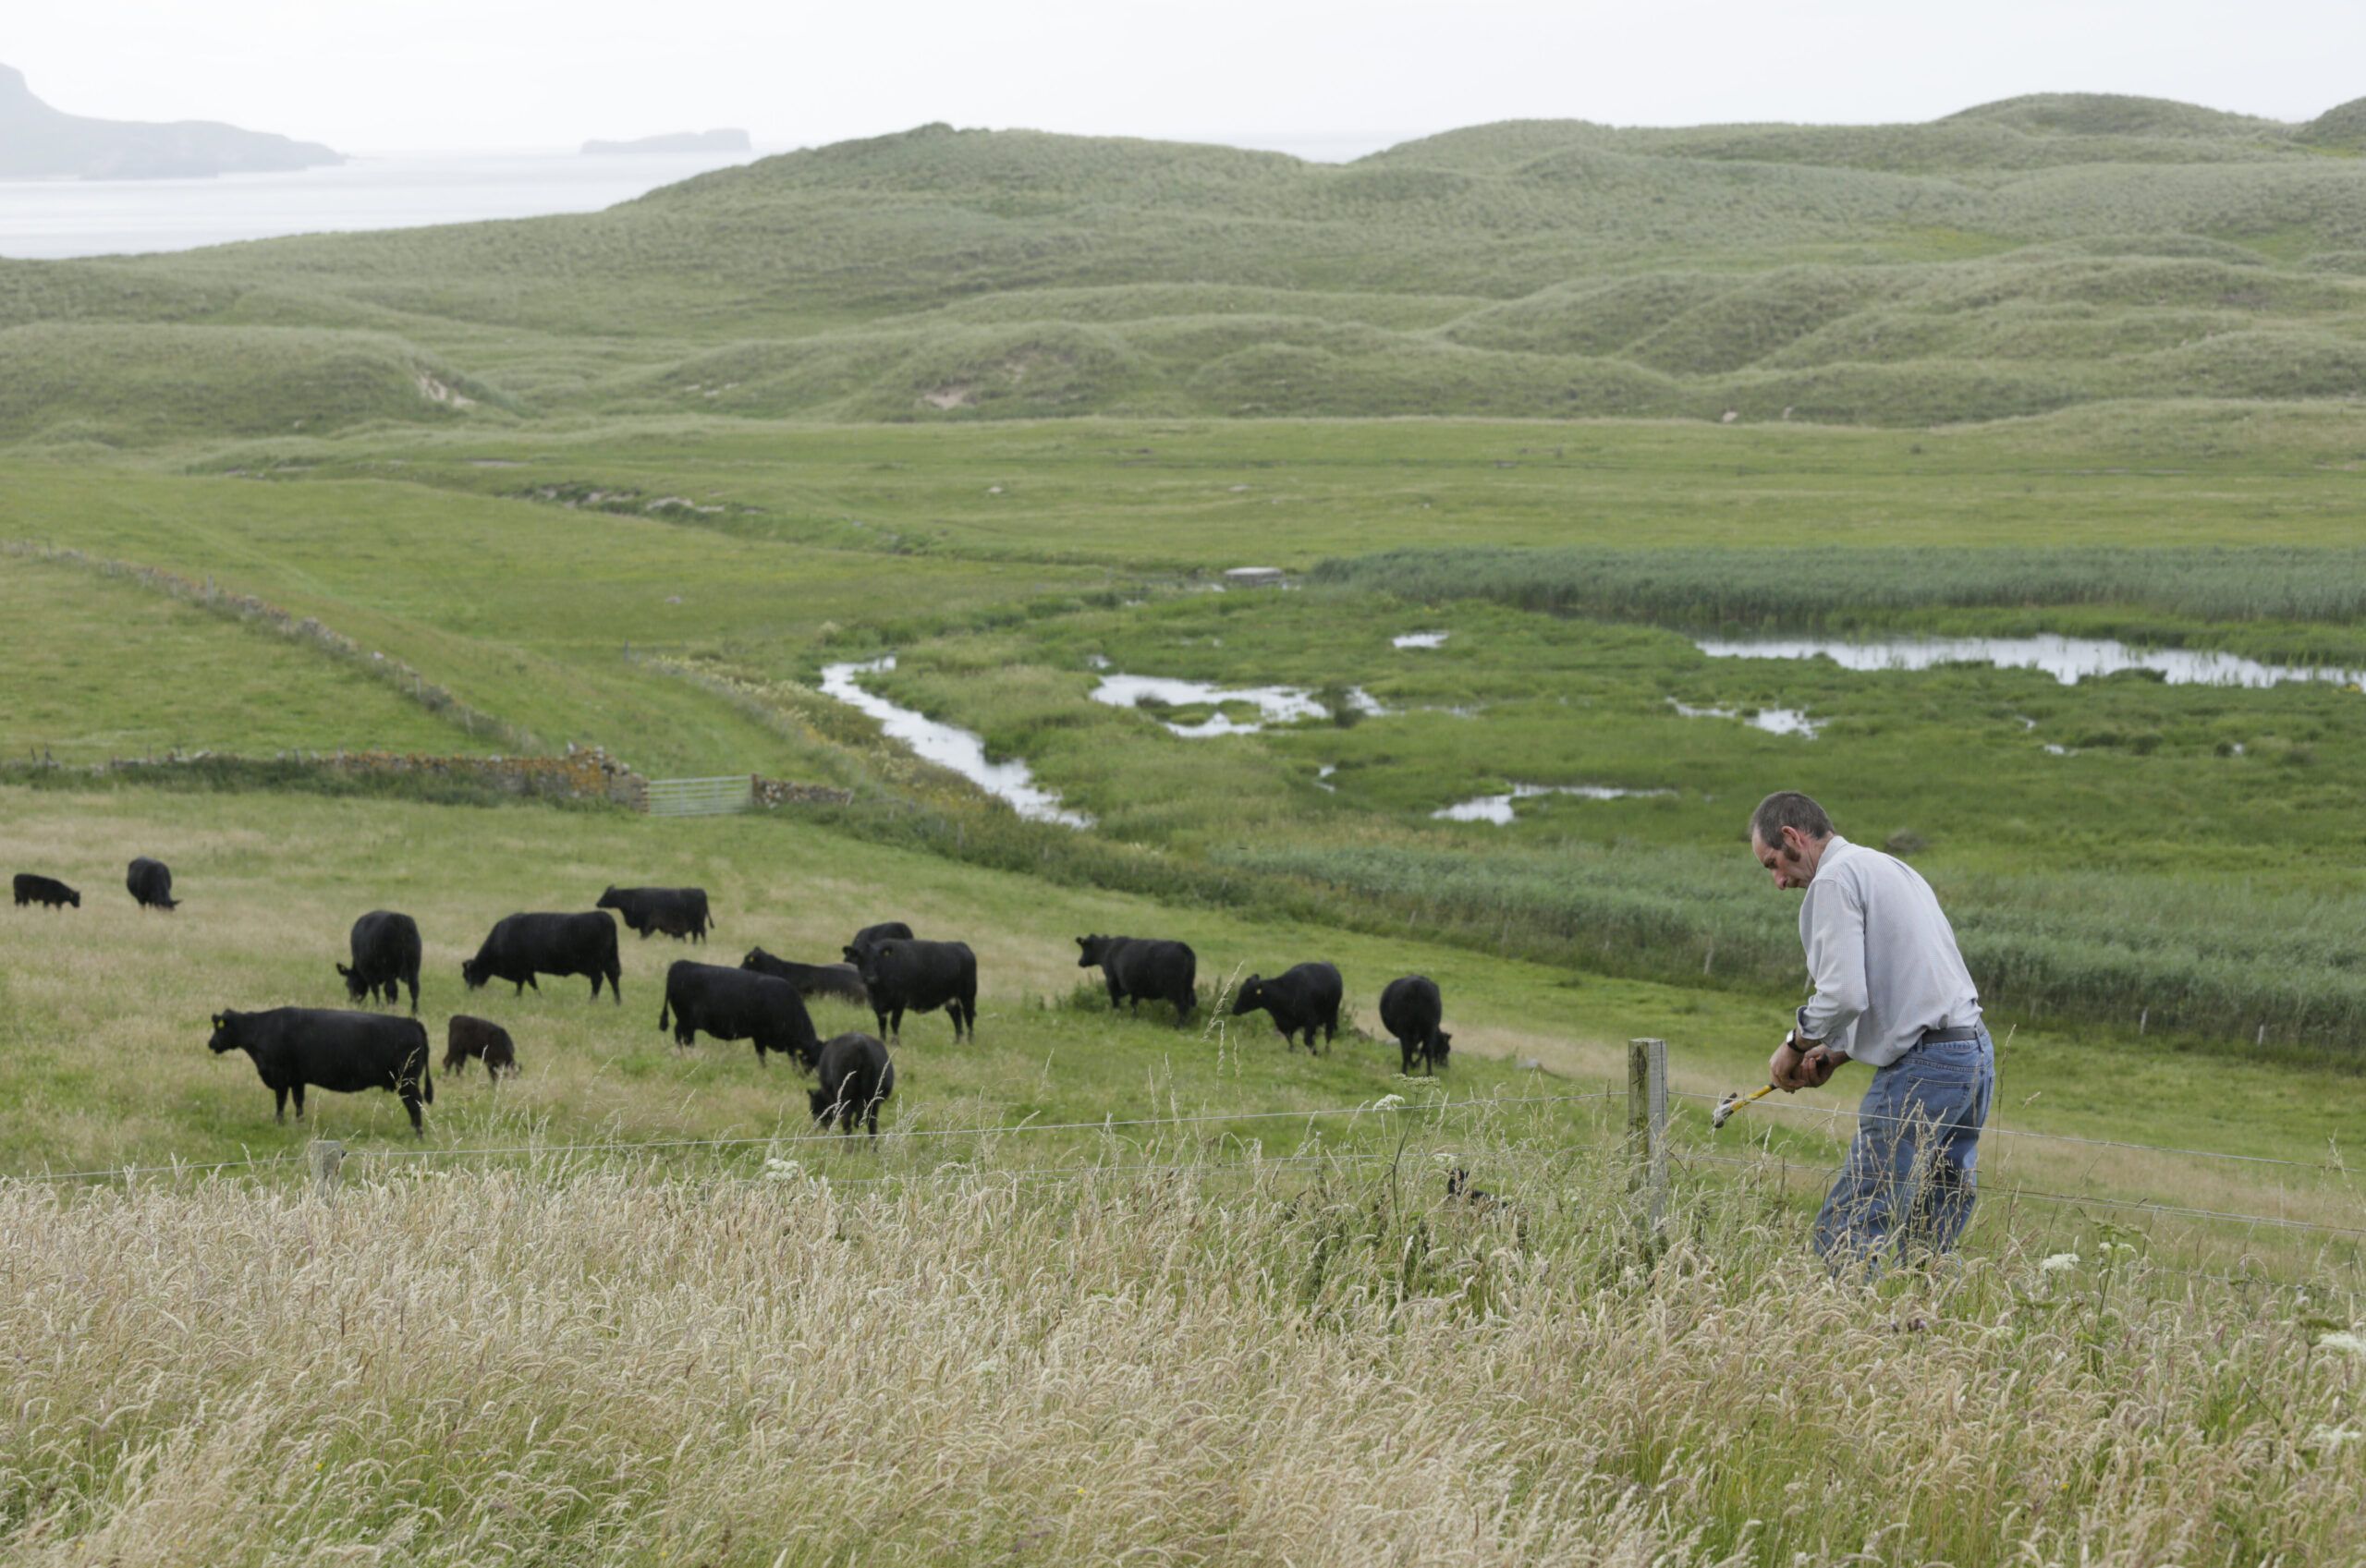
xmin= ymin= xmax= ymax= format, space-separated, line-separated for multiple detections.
xmin=1794 ymin=836 xmax=1982 ymax=1068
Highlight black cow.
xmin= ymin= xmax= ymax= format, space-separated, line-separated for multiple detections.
xmin=1379 ymin=974 xmax=1452 ymax=1076
xmin=12 ymin=873 xmax=79 ymax=909
xmin=1231 ymin=962 xmax=1344 ymax=1053
xmin=809 ymin=1032 xmax=895 ymax=1136
xmin=843 ymin=937 xmax=977 ymax=1044
xmin=461 ymin=912 xmax=621 ymax=1003
xmin=1076 ymin=934 xmax=1198 ymax=1026
xmin=598 ymin=885 xmax=713 ymax=943
xmin=659 ymin=960 xmax=820 ymax=1066
xmin=445 ymin=1015 xmax=518 ymax=1078
xmin=127 ymin=857 xmax=178 ymax=911
xmin=206 ymin=1007 xmax=433 ymax=1135
xmin=338 ymin=910 xmax=423 ymax=1015
xmin=739 ymin=948 xmax=871 ymax=1008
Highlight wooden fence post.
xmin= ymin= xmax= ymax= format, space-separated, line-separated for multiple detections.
xmin=1628 ymin=1038 xmax=1668 ymax=1240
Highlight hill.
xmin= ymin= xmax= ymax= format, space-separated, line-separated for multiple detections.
xmin=0 ymin=62 xmax=342 ymax=179
xmin=2 ymin=98 xmax=2363 ymax=438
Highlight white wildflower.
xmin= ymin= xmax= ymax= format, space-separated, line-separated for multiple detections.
xmin=1371 ymin=1094 xmax=1407 ymax=1112
xmin=2040 ymin=1253 xmax=2080 ymax=1274
xmin=762 ymin=1157 xmax=804 ymax=1183
xmin=2318 ymin=1330 xmax=2366 ymax=1357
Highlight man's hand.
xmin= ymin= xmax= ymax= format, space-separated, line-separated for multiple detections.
xmin=1797 ymin=1045 xmax=1845 ymax=1089
xmin=1770 ymin=1034 xmax=1811 ymax=1092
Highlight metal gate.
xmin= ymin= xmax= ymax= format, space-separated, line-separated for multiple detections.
xmin=643 ymin=774 xmax=754 ymax=817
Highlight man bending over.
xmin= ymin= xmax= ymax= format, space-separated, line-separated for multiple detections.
xmin=1750 ymin=791 xmax=1994 ymax=1270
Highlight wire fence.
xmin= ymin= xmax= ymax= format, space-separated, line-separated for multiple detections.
xmin=1669 ymin=1088 xmax=2352 ymax=1173
xmin=7 ymin=1077 xmax=2359 ymax=1245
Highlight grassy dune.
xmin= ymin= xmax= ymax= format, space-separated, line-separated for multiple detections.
xmin=6 ymin=100 xmax=2366 ymax=441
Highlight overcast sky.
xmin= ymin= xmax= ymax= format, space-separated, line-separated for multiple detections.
xmin=12 ymin=0 xmax=2363 ymax=156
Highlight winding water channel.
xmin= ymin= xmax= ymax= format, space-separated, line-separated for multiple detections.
xmin=817 ymin=657 xmax=1092 ymax=829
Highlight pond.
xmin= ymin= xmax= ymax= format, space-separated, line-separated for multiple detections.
xmin=1668 ymin=699 xmax=1822 ymax=737
xmin=818 ymin=657 xmax=1092 ymax=829
xmin=1088 ymin=673 xmax=1382 ymax=735
xmin=1694 ymin=633 xmax=2366 ymax=688
xmin=1432 ymin=784 xmax=1677 ymax=824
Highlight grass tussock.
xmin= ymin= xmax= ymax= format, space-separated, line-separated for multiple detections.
xmin=0 ymin=1149 xmax=2357 ymax=1563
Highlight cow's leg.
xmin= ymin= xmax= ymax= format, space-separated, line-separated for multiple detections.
xmin=866 ymin=1098 xmax=880 ymax=1138
xmin=609 ymin=969 xmax=622 ymax=1005
xmin=406 ymin=976 xmax=420 ymax=1017
xmin=889 ymin=1006 xmax=905 ymax=1042
xmin=1105 ymin=978 xmax=1124 ymax=1010
xmin=292 ymin=1083 xmax=306 ymax=1120
xmin=401 ymin=1087 xmax=423 ymax=1136
xmin=274 ymin=1085 xmax=288 ymax=1123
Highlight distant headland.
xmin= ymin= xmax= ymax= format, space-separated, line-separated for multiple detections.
xmin=581 ymin=129 xmax=751 ymax=155
xmin=0 ymin=63 xmax=343 ymax=180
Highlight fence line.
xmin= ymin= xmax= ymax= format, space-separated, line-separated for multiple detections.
xmin=9 ymin=1087 xmax=2356 ymax=1239
xmin=2 ymin=1092 xmax=1626 ymax=1185
xmin=1669 ymin=1088 xmax=2352 ymax=1173
xmin=1678 ymin=1149 xmax=2366 ymax=1239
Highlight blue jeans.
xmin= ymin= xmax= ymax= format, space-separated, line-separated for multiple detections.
xmin=1813 ymin=1028 xmax=1995 ymax=1271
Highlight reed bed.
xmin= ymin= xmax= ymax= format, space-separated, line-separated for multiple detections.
xmin=1 ymin=1142 xmax=2358 ymax=1565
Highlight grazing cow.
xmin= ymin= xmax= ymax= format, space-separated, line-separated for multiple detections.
xmin=598 ymin=885 xmax=713 ymax=943
xmin=1230 ymin=962 xmax=1344 ymax=1052
xmin=126 ymin=857 xmax=178 ymax=911
xmin=206 ymin=1007 xmax=433 ymax=1134
xmin=1379 ymin=974 xmax=1452 ymax=1076
xmin=1075 ymin=934 xmax=1198 ymax=1026
xmin=809 ymin=1032 xmax=895 ymax=1136
xmin=846 ymin=921 xmax=915 ymax=958
xmin=659 ymin=960 xmax=820 ymax=1066
xmin=461 ymin=912 xmax=622 ymax=1003
xmin=843 ymin=937 xmax=977 ymax=1044
xmin=338 ymin=910 xmax=423 ymax=1015
xmin=739 ymin=947 xmax=871 ymax=1008
xmin=12 ymin=873 xmax=79 ymax=909
xmin=444 ymin=1015 xmax=518 ymax=1078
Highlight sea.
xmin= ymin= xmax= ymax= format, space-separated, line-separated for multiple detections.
xmin=0 ymin=147 xmax=768 ymax=261
xmin=0 ymin=132 xmax=1402 ymax=261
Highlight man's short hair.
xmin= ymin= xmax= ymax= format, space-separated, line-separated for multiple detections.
xmin=1750 ymin=791 xmax=1835 ymax=848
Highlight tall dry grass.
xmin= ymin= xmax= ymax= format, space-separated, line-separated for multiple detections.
xmin=1 ymin=1145 xmax=2357 ymax=1565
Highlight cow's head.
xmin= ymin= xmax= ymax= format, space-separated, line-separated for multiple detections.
xmin=335 ymin=961 xmax=369 ymax=1001
xmin=807 ymin=1086 xmax=835 ymax=1124
xmin=1431 ymin=1029 xmax=1453 ymax=1064
xmin=1076 ymin=934 xmax=1107 ymax=968
xmin=206 ymin=1011 xmax=242 ymax=1053
xmin=596 ymin=886 xmax=623 ymax=908
xmin=850 ymin=940 xmax=898 ymax=986
xmin=460 ymin=956 xmax=489 ymax=990
xmin=1230 ymin=977 xmax=1264 ymax=1015
xmin=67 ymin=889 xmax=80 ymax=907
xmin=740 ymin=947 xmax=771 ymax=972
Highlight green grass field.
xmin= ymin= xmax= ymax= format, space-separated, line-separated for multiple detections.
xmin=3 ymin=98 xmax=2362 ymax=1562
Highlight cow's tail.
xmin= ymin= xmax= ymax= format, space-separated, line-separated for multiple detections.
xmin=659 ymin=992 xmax=672 ymax=1032
xmin=411 ymin=1021 xmax=434 ymax=1103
